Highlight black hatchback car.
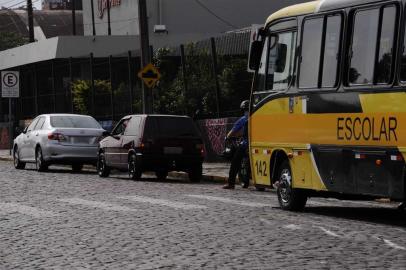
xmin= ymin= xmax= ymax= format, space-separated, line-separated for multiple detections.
xmin=97 ymin=115 xmax=205 ymax=181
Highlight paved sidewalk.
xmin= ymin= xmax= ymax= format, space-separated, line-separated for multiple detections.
xmin=0 ymin=149 xmax=230 ymax=183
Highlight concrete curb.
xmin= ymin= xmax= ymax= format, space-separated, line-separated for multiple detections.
xmin=0 ymin=156 xmax=12 ymax=162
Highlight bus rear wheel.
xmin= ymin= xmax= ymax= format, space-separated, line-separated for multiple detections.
xmin=276 ymin=160 xmax=307 ymax=211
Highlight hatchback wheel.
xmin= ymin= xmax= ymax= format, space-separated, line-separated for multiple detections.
xmin=13 ymin=146 xmax=26 ymax=170
xmin=189 ymin=164 xmax=203 ymax=182
xmin=97 ymin=152 xmax=110 ymax=178
xmin=35 ymin=147 xmax=48 ymax=172
xmin=128 ymin=154 xmax=142 ymax=180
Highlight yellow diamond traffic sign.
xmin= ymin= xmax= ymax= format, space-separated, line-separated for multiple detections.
xmin=138 ymin=63 xmax=161 ymax=88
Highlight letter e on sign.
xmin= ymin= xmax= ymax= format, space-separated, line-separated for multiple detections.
xmin=1 ymin=71 xmax=20 ymax=98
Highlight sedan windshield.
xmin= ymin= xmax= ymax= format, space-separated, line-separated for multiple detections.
xmin=50 ymin=116 xmax=101 ymax=129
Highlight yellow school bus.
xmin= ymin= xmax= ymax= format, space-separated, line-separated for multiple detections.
xmin=248 ymin=0 xmax=406 ymax=210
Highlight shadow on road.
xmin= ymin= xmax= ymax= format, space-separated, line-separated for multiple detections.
xmin=304 ymin=206 xmax=406 ymax=228
xmin=23 ymin=167 xmax=96 ymax=175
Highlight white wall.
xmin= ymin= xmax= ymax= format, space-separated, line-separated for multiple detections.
xmin=83 ymin=0 xmax=140 ymax=36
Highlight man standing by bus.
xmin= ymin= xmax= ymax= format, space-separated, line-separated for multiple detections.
xmin=223 ymin=100 xmax=250 ymax=189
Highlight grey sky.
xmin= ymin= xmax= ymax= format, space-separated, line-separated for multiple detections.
xmin=0 ymin=0 xmax=41 ymax=10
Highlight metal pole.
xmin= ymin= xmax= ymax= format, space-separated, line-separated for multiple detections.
xmin=9 ymin=98 xmax=12 ymax=155
xmin=127 ymin=51 xmax=134 ymax=114
xmin=34 ymin=64 xmax=38 ymax=116
xmin=90 ymin=0 xmax=96 ymax=36
xmin=51 ymin=60 xmax=56 ymax=112
xmin=107 ymin=0 xmax=111 ymax=36
xmin=69 ymin=57 xmax=74 ymax=113
xmin=90 ymin=53 xmax=95 ymax=116
xmin=210 ymin=37 xmax=221 ymax=118
xmin=71 ymin=0 xmax=76 ymax=35
xmin=27 ymin=0 xmax=34 ymax=42
xmin=180 ymin=44 xmax=188 ymax=97
xmin=109 ymin=55 xmax=115 ymax=121
xmin=138 ymin=0 xmax=151 ymax=114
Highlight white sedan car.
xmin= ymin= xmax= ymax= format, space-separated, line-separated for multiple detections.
xmin=13 ymin=114 xmax=105 ymax=172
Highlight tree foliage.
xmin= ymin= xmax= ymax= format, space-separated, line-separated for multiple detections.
xmin=72 ymin=80 xmax=111 ymax=115
xmin=0 ymin=32 xmax=28 ymax=51
xmin=152 ymin=43 xmax=251 ymax=118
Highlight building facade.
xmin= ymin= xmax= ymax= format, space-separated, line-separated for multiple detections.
xmin=82 ymin=0 xmax=306 ymax=47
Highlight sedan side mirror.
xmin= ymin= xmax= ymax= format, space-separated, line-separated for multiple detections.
xmin=22 ymin=127 xmax=28 ymax=134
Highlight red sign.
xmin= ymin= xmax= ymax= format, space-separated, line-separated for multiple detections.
xmin=98 ymin=0 xmax=121 ymax=19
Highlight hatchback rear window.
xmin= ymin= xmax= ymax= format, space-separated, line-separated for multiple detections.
xmin=145 ymin=117 xmax=199 ymax=138
xmin=50 ymin=116 xmax=101 ymax=129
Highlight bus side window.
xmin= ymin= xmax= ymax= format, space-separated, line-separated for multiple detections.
xmin=299 ymin=14 xmax=342 ymax=89
xmin=299 ymin=17 xmax=324 ymax=88
xmin=349 ymin=9 xmax=379 ymax=85
xmin=375 ymin=6 xmax=397 ymax=84
xmin=349 ymin=5 xmax=398 ymax=86
xmin=400 ymin=6 xmax=406 ymax=81
xmin=322 ymin=15 xmax=342 ymax=88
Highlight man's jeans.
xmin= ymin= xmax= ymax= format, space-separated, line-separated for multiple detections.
xmin=228 ymin=145 xmax=246 ymax=186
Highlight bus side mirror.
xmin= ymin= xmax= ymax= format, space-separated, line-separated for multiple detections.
xmin=248 ymin=40 xmax=263 ymax=70
xmin=275 ymin=43 xmax=287 ymax=73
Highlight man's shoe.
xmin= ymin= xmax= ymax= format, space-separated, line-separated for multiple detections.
xmin=222 ymin=184 xmax=235 ymax=189
xmin=241 ymin=183 xmax=249 ymax=188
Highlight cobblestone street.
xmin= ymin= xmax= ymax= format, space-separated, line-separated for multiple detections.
xmin=0 ymin=161 xmax=405 ymax=269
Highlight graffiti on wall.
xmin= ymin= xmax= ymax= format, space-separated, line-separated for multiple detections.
xmin=197 ymin=117 xmax=238 ymax=161
xmin=203 ymin=118 xmax=228 ymax=155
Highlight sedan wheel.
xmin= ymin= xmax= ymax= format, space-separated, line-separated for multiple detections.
xmin=35 ymin=147 xmax=48 ymax=172
xmin=13 ymin=147 xmax=26 ymax=170
xmin=97 ymin=152 xmax=110 ymax=178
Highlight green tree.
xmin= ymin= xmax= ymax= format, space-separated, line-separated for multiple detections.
xmin=152 ymin=44 xmax=251 ymax=118
xmin=0 ymin=32 xmax=28 ymax=51
xmin=218 ymin=57 xmax=251 ymax=115
xmin=153 ymin=44 xmax=217 ymax=117
xmin=72 ymin=80 xmax=111 ymax=115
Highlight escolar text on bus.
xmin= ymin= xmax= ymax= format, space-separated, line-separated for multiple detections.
xmin=337 ymin=117 xmax=398 ymax=142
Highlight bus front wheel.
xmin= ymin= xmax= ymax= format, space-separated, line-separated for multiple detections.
xmin=276 ymin=160 xmax=307 ymax=211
